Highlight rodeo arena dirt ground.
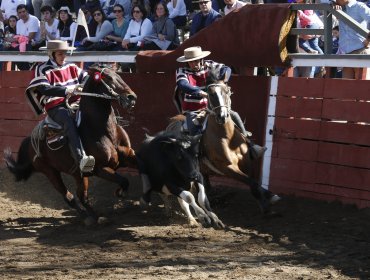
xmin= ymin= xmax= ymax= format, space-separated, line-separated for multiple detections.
xmin=0 ymin=169 xmax=369 ymax=280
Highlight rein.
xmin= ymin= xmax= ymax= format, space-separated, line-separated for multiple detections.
xmin=65 ymin=67 xmax=131 ymax=109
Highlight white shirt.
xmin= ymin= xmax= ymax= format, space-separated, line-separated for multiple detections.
xmin=224 ymin=0 xmax=246 ymax=16
xmin=60 ymin=22 xmax=77 ymax=42
xmin=167 ymin=0 xmax=187 ymax=18
xmin=124 ymin=18 xmax=153 ymax=43
xmin=1 ymin=0 xmax=26 ymax=20
xmin=44 ymin=18 xmax=60 ymax=40
xmin=16 ymin=14 xmax=41 ymax=41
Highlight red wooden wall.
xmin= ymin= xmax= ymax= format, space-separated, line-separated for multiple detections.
xmin=269 ymin=78 xmax=370 ymax=208
xmin=2 ymin=71 xmax=369 ymax=208
xmin=0 ymin=72 xmax=270 ymax=169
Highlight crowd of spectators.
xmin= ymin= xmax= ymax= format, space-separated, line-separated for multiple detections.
xmin=0 ymin=0 xmax=369 ymax=77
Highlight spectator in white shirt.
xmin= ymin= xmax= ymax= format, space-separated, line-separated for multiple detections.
xmin=16 ymin=4 xmax=41 ymax=43
xmin=40 ymin=5 xmax=59 ymax=41
xmin=167 ymin=0 xmax=187 ymax=28
xmin=0 ymin=0 xmax=26 ymax=24
xmin=224 ymin=0 xmax=246 ymax=16
xmin=122 ymin=4 xmax=152 ymax=50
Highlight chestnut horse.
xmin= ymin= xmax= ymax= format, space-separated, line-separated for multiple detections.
xmin=169 ymin=73 xmax=280 ymax=214
xmin=4 ymin=64 xmax=137 ymax=224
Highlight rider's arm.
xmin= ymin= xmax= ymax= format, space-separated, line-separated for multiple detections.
xmin=36 ymin=84 xmax=68 ymax=97
xmin=177 ymin=79 xmax=204 ymax=98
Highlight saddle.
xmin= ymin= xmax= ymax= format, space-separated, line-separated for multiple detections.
xmin=33 ymin=112 xmax=81 ymax=151
xmin=43 ymin=116 xmax=66 ymax=149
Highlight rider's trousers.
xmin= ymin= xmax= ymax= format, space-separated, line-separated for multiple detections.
xmin=47 ymin=105 xmax=84 ymax=163
xmin=230 ymin=110 xmax=248 ymax=136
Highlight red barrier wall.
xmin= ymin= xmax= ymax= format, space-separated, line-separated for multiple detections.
xmin=0 ymin=72 xmax=270 ymax=168
xmin=269 ymin=78 xmax=370 ymax=208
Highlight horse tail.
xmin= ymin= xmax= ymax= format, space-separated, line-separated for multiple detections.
xmin=3 ymin=137 xmax=34 ymax=181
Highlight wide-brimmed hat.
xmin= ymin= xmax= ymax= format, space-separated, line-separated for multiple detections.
xmin=176 ymin=46 xmax=211 ymax=63
xmin=39 ymin=40 xmax=76 ymax=51
xmin=58 ymin=6 xmax=72 ymax=15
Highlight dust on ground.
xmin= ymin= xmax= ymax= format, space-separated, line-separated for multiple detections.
xmin=0 ymin=169 xmax=369 ymax=280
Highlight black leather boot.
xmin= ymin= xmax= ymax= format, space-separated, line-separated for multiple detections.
xmin=250 ymin=143 xmax=267 ymax=160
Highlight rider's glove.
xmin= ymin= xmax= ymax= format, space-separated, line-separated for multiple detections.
xmin=199 ymin=90 xmax=208 ymax=97
xmin=65 ymin=87 xmax=76 ymax=97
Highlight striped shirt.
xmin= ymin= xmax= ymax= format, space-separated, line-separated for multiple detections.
xmin=339 ymin=0 xmax=370 ymax=54
xmin=26 ymin=59 xmax=87 ymax=115
xmin=176 ymin=60 xmax=230 ymax=112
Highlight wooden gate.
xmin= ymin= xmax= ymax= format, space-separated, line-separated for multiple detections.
xmin=267 ymin=77 xmax=370 ymax=208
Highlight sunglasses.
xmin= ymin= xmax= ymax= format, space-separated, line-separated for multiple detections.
xmin=113 ymin=9 xmax=123 ymax=13
xmin=133 ymin=10 xmax=141 ymax=13
xmin=93 ymin=12 xmax=102 ymax=16
xmin=199 ymin=1 xmax=210 ymax=4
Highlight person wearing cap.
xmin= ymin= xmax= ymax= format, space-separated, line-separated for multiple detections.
xmin=25 ymin=40 xmax=95 ymax=173
xmin=175 ymin=46 xmax=266 ymax=159
xmin=189 ymin=0 xmax=221 ymax=37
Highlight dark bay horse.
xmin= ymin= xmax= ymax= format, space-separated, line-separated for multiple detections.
xmin=4 ymin=64 xmax=137 ymax=224
xmin=169 ymin=73 xmax=280 ymax=214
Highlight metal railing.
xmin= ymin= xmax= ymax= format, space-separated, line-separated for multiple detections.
xmin=290 ymin=3 xmax=369 ymax=55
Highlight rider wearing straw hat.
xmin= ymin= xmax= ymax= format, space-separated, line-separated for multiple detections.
xmin=25 ymin=40 xmax=95 ymax=173
xmin=175 ymin=46 xmax=266 ymax=159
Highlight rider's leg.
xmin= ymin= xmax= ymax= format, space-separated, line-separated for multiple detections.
xmin=47 ymin=106 xmax=95 ymax=172
xmin=185 ymin=111 xmax=203 ymax=135
xmin=229 ymin=110 xmax=267 ymax=160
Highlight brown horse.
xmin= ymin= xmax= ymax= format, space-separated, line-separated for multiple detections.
xmin=169 ymin=73 xmax=280 ymax=214
xmin=4 ymin=64 xmax=137 ymax=224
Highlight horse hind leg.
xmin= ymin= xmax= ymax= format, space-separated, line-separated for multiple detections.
xmin=41 ymin=167 xmax=92 ymax=223
xmin=222 ymin=166 xmax=280 ymax=214
xmin=74 ymin=176 xmax=98 ymax=224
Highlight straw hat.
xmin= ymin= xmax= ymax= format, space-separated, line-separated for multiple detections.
xmin=176 ymin=46 xmax=211 ymax=63
xmin=58 ymin=6 xmax=72 ymax=15
xmin=39 ymin=40 xmax=76 ymax=51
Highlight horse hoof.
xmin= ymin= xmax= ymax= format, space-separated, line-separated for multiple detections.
xmin=83 ymin=216 xmax=96 ymax=226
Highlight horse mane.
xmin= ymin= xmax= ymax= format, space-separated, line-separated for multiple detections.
xmin=206 ymin=68 xmax=221 ymax=85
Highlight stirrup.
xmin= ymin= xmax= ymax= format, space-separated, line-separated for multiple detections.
xmin=80 ymin=155 xmax=95 ymax=173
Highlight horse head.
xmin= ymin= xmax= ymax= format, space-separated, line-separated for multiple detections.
xmin=206 ymin=70 xmax=232 ymax=125
xmin=86 ymin=64 xmax=137 ymax=110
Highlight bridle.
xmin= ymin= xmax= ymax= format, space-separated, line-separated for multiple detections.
xmin=65 ymin=67 xmax=134 ymax=110
xmin=206 ymin=82 xmax=232 ymax=116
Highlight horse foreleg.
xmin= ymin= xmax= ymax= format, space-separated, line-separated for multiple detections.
xmin=95 ymin=167 xmax=129 ymax=197
xmin=117 ymin=145 xmax=137 ymax=168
